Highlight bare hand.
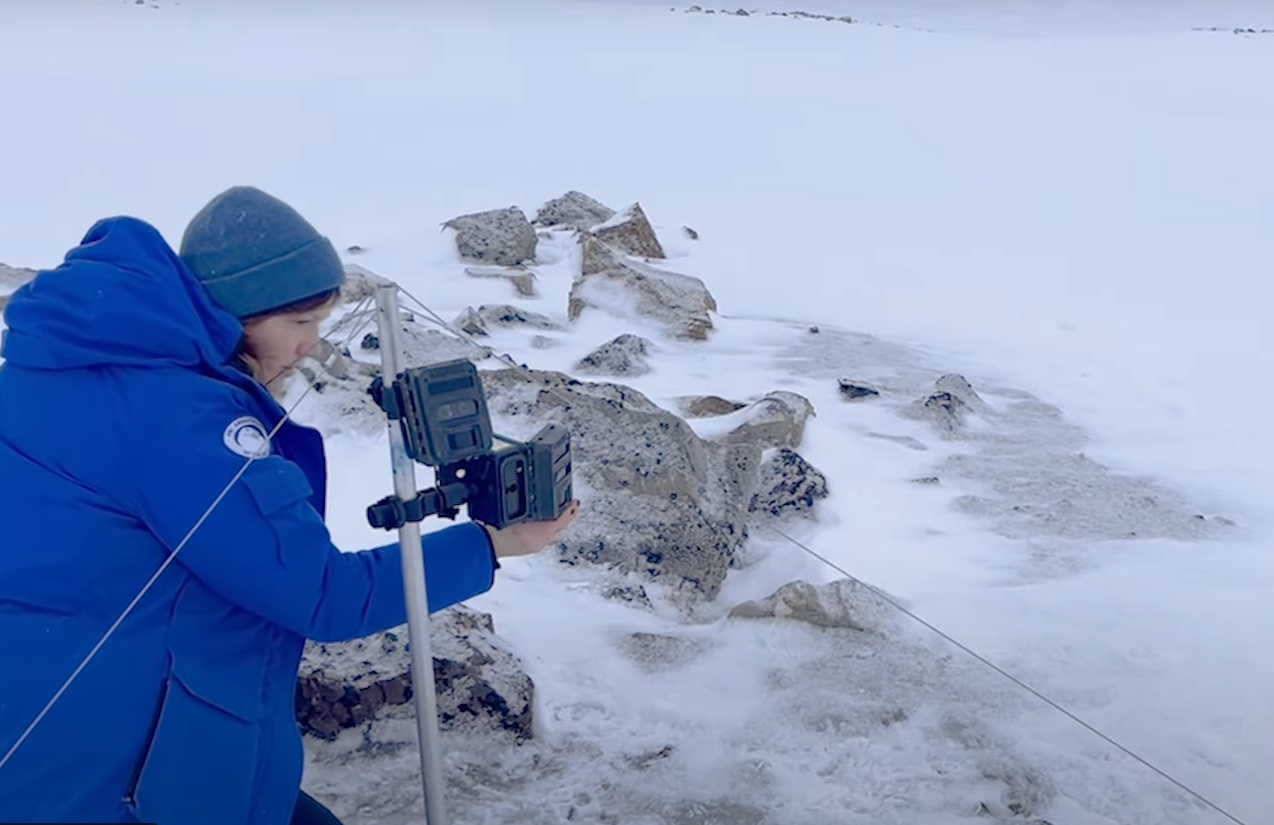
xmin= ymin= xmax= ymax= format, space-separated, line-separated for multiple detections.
xmin=482 ymin=500 xmax=582 ymax=559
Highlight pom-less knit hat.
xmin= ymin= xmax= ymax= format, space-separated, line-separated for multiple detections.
xmin=180 ymin=186 xmax=345 ymax=320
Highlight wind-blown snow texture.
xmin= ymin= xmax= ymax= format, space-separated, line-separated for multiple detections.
xmin=2 ymin=1 xmax=1272 ymax=824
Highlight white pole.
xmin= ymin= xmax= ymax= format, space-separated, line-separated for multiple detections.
xmin=373 ymin=283 xmax=449 ymax=825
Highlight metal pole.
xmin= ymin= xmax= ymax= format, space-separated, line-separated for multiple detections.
xmin=373 ymin=283 xmax=449 ymax=825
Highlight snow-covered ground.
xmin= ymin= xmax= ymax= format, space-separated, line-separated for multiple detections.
xmin=2 ymin=1 xmax=1272 ymax=824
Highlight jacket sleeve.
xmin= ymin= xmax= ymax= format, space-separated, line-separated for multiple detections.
xmin=130 ymin=397 xmax=497 ymax=643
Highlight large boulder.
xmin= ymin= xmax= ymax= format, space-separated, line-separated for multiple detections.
xmin=533 ymin=190 xmax=616 ymax=230
xmin=478 ymin=367 xmax=761 ymax=598
xmin=709 ymin=391 xmax=815 ymax=451
xmin=587 ymin=202 xmax=665 ymax=259
xmin=575 ymin=333 xmax=653 ymax=377
xmin=569 ymin=237 xmax=716 ymax=341
xmin=296 ymin=605 xmax=534 ymax=742
xmin=339 ymin=263 xmax=392 ymax=305
xmin=748 ymin=448 xmax=829 ymax=518
xmin=728 ymin=579 xmax=894 ymax=633
xmin=443 ymin=207 xmax=538 ymax=266
xmin=900 ymin=373 xmax=991 ymax=435
xmin=678 ymin=395 xmax=747 ymax=418
xmin=453 ymin=304 xmax=561 ymax=337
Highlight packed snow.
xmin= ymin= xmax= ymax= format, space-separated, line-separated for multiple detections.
xmin=2 ymin=1 xmax=1272 ymax=824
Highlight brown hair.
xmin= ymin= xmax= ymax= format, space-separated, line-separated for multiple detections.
xmin=241 ymin=287 xmax=341 ymax=322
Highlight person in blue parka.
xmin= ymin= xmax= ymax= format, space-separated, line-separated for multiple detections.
xmin=0 ymin=186 xmax=580 ymax=825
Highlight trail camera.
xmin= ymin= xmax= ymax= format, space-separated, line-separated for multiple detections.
xmin=366 ymin=359 xmax=573 ymax=531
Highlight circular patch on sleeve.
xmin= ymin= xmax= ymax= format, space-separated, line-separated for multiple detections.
xmin=223 ymin=416 xmax=272 ymax=459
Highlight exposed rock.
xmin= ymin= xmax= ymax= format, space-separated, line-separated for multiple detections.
xmin=454 ymin=304 xmax=560 ymax=338
xmin=683 ymin=226 xmax=699 ymax=240
xmin=464 ymin=265 xmax=537 ymax=298
xmin=477 ymin=304 xmax=560 ymax=330
xmin=479 ymin=368 xmax=760 ymax=598
xmin=339 ymin=263 xmax=392 ymax=305
xmin=712 ymin=391 xmax=815 ymax=451
xmin=360 ymin=333 xmax=380 ymax=351
xmin=602 ymin=582 xmax=652 ymax=608
xmin=443 ymin=207 xmax=538 ymax=266
xmin=575 ymin=333 xmax=653 ymax=377
xmin=454 ymin=307 xmax=489 ymax=337
xmin=728 ymin=579 xmax=893 ymax=633
xmin=680 ymin=395 xmax=747 ymax=418
xmin=618 ymin=633 xmax=710 ymax=673
xmin=838 ymin=379 xmax=880 ymax=400
xmin=748 ymin=449 xmax=829 ymax=517
xmin=345 ymin=245 xmax=366 ymax=255
xmin=900 ymin=373 xmax=991 ymax=434
xmin=401 ymin=325 xmax=492 ymax=366
xmin=296 ymin=605 xmax=534 ymax=742
xmin=588 ymin=202 xmax=665 ymax=259
xmin=570 ymin=237 xmax=716 ymax=341
xmin=534 ymin=190 xmax=616 ymax=230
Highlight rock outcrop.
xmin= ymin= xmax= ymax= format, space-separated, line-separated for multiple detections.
xmin=479 ymin=368 xmax=759 ymax=598
xmin=587 ymin=202 xmax=665 ymax=259
xmin=900 ymin=373 xmax=991 ymax=434
xmin=575 ymin=333 xmax=653 ymax=377
xmin=710 ymin=391 xmax=815 ymax=452
xmin=534 ymin=190 xmax=616 ymax=230
xmin=747 ymin=448 xmax=829 ymax=518
xmin=569 ymin=237 xmax=716 ymax=341
xmin=443 ymin=207 xmax=538 ymax=266
xmin=296 ymin=605 xmax=534 ymax=742
xmin=729 ymin=579 xmax=893 ymax=633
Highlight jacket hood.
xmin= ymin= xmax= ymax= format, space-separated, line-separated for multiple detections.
xmin=1 ymin=217 xmax=244 ymax=371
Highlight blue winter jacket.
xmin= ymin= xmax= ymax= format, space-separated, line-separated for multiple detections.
xmin=0 ymin=217 xmax=498 ymax=824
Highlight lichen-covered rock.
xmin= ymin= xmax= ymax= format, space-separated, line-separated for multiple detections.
xmin=296 ymin=605 xmax=534 ymax=742
xmin=838 ymin=379 xmax=880 ymax=400
xmin=712 ymin=391 xmax=815 ymax=451
xmin=443 ymin=207 xmax=538 ymax=266
xmin=475 ymin=304 xmax=560 ymax=330
xmin=900 ymin=373 xmax=991 ymax=434
xmin=728 ymin=579 xmax=893 ymax=633
xmin=479 ymin=368 xmax=760 ymax=598
xmin=575 ymin=333 xmax=653 ymax=376
xmin=570 ymin=237 xmax=716 ymax=341
xmin=680 ymin=395 xmax=747 ymax=418
xmin=748 ymin=448 xmax=829 ymax=517
xmin=339 ymin=263 xmax=392 ymax=305
xmin=454 ymin=307 xmax=489 ymax=337
xmin=534 ymin=190 xmax=616 ymax=230
xmin=588 ymin=202 xmax=665 ymax=259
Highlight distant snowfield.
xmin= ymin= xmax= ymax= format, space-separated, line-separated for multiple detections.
xmin=2 ymin=2 xmax=1272 ymax=824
